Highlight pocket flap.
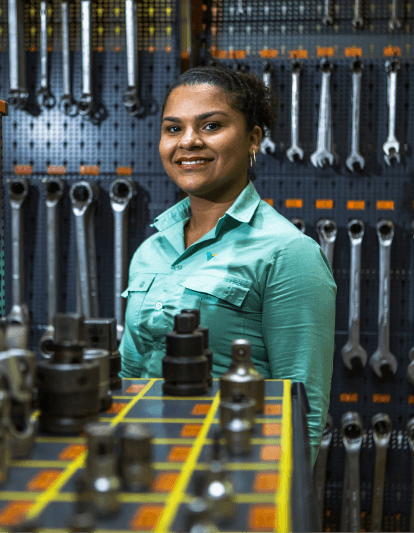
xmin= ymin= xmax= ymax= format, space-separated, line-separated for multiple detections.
xmin=121 ymin=274 xmax=156 ymax=298
xmin=177 ymin=275 xmax=251 ymax=307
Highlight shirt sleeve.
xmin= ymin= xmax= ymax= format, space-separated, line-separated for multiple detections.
xmin=261 ymin=235 xmax=337 ymax=468
xmin=118 ymin=312 xmax=143 ymax=378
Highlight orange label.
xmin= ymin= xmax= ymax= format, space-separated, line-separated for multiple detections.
xmin=347 ymin=200 xmax=365 ymax=210
xmin=377 ymin=200 xmax=394 ymax=210
xmin=253 ymin=472 xmax=280 ymax=493
xmin=0 ymin=502 xmax=35 ymax=526
xmin=316 ymin=199 xmax=333 ymax=209
xmin=264 ymin=404 xmax=282 ymax=416
xmin=384 ymin=46 xmax=401 ymax=56
xmin=180 ymin=50 xmax=190 ymax=60
xmin=47 ymin=165 xmax=66 ymax=175
xmin=80 ymin=165 xmax=100 ymax=175
xmin=180 ymin=424 xmax=202 ymax=438
xmin=191 ymin=404 xmax=211 ymax=415
xmin=166 ymin=46 xmax=172 ymax=53
xmin=129 ymin=504 xmax=164 ymax=530
xmin=0 ymin=101 xmax=7 ymax=114
xmin=26 ymin=470 xmax=62 ymax=491
xmin=229 ymin=50 xmax=246 ymax=59
xmin=106 ymin=402 xmax=128 ymax=414
xmin=114 ymin=46 xmax=121 ymax=52
xmin=260 ymin=49 xmax=278 ymax=58
xmin=211 ymin=49 xmax=227 ymax=59
xmin=58 ymin=444 xmax=87 ymax=461
xmin=286 ymin=199 xmax=303 ymax=208
xmin=260 ymin=445 xmax=281 ymax=461
xmin=97 ymin=46 xmax=104 ymax=52
xmin=345 ymin=47 xmax=362 ymax=57
xmin=152 ymin=472 xmax=180 ymax=492
xmin=373 ymin=394 xmax=391 ymax=403
xmin=340 ymin=393 xmax=358 ymax=403
xmin=14 ymin=165 xmax=33 ymax=175
xmin=317 ymin=47 xmax=335 ymax=57
xmin=289 ymin=49 xmax=308 ymax=59
xmin=408 ymin=396 xmax=414 ymax=404
xmin=262 ymin=198 xmax=274 ymax=207
xmin=248 ymin=505 xmax=277 ymax=531
xmin=125 ymin=384 xmax=145 ymax=394
xmin=262 ymin=423 xmax=282 ymax=436
xmin=167 ymin=445 xmax=192 ymax=462
xmin=117 ymin=166 xmax=132 ymax=176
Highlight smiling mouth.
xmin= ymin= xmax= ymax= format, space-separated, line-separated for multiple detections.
xmin=177 ymin=160 xmax=212 ymax=169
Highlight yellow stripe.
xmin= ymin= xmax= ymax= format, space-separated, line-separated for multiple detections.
xmin=110 ymin=379 xmax=157 ymax=426
xmin=36 ymin=436 xmax=85 ymax=444
xmin=155 ymin=391 xmax=221 ymax=533
xmin=276 ymin=380 xmax=292 ymax=532
xmin=11 ymin=460 xmax=72 ymax=468
xmin=99 ymin=417 xmax=281 ymax=424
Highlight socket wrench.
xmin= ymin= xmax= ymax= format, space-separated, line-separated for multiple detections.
xmin=69 ymin=181 xmax=99 ymax=318
xmin=341 ymin=220 xmax=367 ymax=370
xmin=123 ymin=0 xmax=141 ymax=116
xmin=286 ymin=60 xmax=304 ymax=162
xmin=39 ymin=178 xmax=65 ymax=358
xmin=389 ymin=0 xmax=401 ymax=30
xmin=290 ymin=218 xmax=306 ymax=234
xmin=259 ymin=63 xmax=276 ymax=154
xmin=369 ymin=220 xmax=397 ymax=378
xmin=370 ymin=413 xmax=392 ymax=532
xmin=346 ymin=59 xmax=365 ymax=172
xmin=36 ymin=0 xmax=56 ymax=109
xmin=383 ymin=59 xmax=401 ymax=165
xmin=7 ymin=178 xmax=30 ymax=326
xmin=313 ymin=413 xmax=333 ymax=527
xmin=59 ymin=0 xmax=78 ymax=116
xmin=6 ymin=0 xmax=28 ymax=110
xmin=310 ymin=59 xmax=334 ymax=168
xmin=316 ymin=218 xmax=337 ymax=269
xmin=78 ymin=0 xmax=95 ymax=119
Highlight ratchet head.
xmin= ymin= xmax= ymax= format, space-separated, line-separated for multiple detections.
xmin=7 ymin=177 xmax=30 ymax=208
xmin=376 ymin=219 xmax=395 ymax=245
xmin=341 ymin=411 xmax=364 ymax=449
xmin=347 ymin=219 xmax=365 ymax=243
xmin=43 ymin=177 xmax=65 ymax=207
xmin=316 ymin=218 xmax=337 ymax=245
xmin=77 ymin=94 xmax=95 ymax=118
xmin=69 ymin=180 xmax=99 ymax=216
xmin=290 ymin=218 xmax=306 ymax=233
xmin=36 ymin=88 xmax=56 ymax=109
xmin=371 ymin=413 xmax=392 ymax=447
xmin=341 ymin=340 xmax=368 ymax=370
xmin=109 ymin=178 xmax=136 ymax=209
xmin=59 ymin=95 xmax=78 ymax=117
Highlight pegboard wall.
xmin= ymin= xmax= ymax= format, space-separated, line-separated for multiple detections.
xmin=0 ymin=0 xmax=414 ymax=531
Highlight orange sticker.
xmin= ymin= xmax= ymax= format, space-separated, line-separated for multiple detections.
xmin=106 ymin=402 xmax=128 ymax=414
xmin=317 ymin=47 xmax=335 ymax=57
xmin=262 ymin=198 xmax=274 ymax=207
xmin=376 ymin=200 xmax=394 ymax=210
xmin=316 ymin=199 xmax=333 ymax=209
xmin=408 ymin=396 xmax=414 ymax=404
xmin=260 ymin=49 xmax=278 ymax=58
xmin=58 ymin=444 xmax=87 ymax=461
xmin=117 ymin=167 xmax=132 ymax=175
xmin=253 ymin=472 xmax=279 ymax=493
xmin=347 ymin=200 xmax=365 ymax=210
xmin=0 ymin=502 xmax=35 ymax=526
xmin=260 ymin=445 xmax=281 ymax=461
xmin=345 ymin=47 xmax=362 ymax=57
xmin=26 ymin=470 xmax=62 ymax=491
xmin=180 ymin=424 xmax=202 ymax=438
xmin=263 ymin=423 xmax=282 ymax=436
xmin=125 ymin=384 xmax=146 ymax=394
xmin=248 ymin=504 xmax=277 ymax=531
xmin=384 ymin=46 xmax=401 ymax=57
xmin=152 ymin=472 xmax=180 ymax=492
xmin=264 ymin=404 xmax=282 ymax=415
xmin=129 ymin=504 xmax=164 ymax=530
xmin=0 ymin=101 xmax=7 ymax=114
xmin=191 ymin=404 xmax=211 ymax=415
xmin=80 ymin=165 xmax=100 ymax=175
xmin=211 ymin=49 xmax=227 ymax=59
xmin=340 ymin=393 xmax=358 ymax=403
xmin=47 ymin=165 xmax=66 ymax=175
xmin=373 ymin=394 xmax=391 ymax=403
xmin=229 ymin=50 xmax=246 ymax=59
xmin=286 ymin=199 xmax=303 ymax=208
xmin=167 ymin=446 xmax=192 ymax=462
xmin=14 ymin=165 xmax=33 ymax=175
xmin=289 ymin=49 xmax=308 ymax=59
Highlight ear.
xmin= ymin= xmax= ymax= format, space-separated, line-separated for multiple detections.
xmin=249 ymin=125 xmax=263 ymax=155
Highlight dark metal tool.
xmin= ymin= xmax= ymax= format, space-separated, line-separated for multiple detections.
xmin=83 ymin=348 xmax=112 ymax=412
xmin=181 ymin=308 xmax=213 ymax=387
xmin=120 ymin=423 xmax=153 ymax=491
xmin=220 ymin=390 xmax=255 ymax=455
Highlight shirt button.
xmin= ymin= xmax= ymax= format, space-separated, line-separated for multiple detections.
xmin=176 ymin=265 xmax=182 ymax=270
xmin=155 ymin=302 xmax=163 ymax=310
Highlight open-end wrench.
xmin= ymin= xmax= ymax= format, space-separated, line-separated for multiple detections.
xmin=369 ymin=220 xmax=397 ymax=378
xmin=389 ymin=0 xmax=401 ymax=30
xmin=59 ymin=0 xmax=78 ymax=116
xmin=109 ymin=178 xmax=136 ymax=342
xmin=352 ymin=0 xmax=364 ymax=29
xmin=310 ymin=59 xmax=334 ymax=168
xmin=39 ymin=178 xmax=65 ymax=358
xmin=69 ymin=181 xmax=99 ymax=318
xmin=78 ymin=0 xmax=95 ymax=119
xmin=7 ymin=178 xmax=30 ymax=326
xmin=316 ymin=218 xmax=337 ymax=269
xmin=123 ymin=0 xmax=141 ymax=116
xmin=36 ymin=1 xmax=56 ymax=109
xmin=341 ymin=220 xmax=367 ymax=370
xmin=370 ymin=413 xmax=392 ymax=532
xmin=322 ymin=0 xmax=334 ymax=25
xmin=290 ymin=218 xmax=306 ymax=234
xmin=340 ymin=412 xmax=364 ymax=533
xmin=383 ymin=59 xmax=401 ymax=165
xmin=346 ymin=59 xmax=365 ymax=172
xmin=313 ymin=413 xmax=333 ymax=527
xmin=407 ymin=418 xmax=414 ymax=532
xmin=259 ymin=64 xmax=276 ymax=155
xmin=286 ymin=60 xmax=304 ymax=162
xmin=236 ymin=0 xmax=244 ymax=15
xmin=6 ymin=0 xmax=28 ymax=110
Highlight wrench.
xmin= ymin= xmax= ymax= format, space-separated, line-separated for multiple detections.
xmin=322 ymin=0 xmax=334 ymax=25
xmin=370 ymin=413 xmax=392 ymax=532
xmin=290 ymin=217 xmax=306 ymax=234
xmin=78 ymin=0 xmax=95 ymax=119
xmin=6 ymin=0 xmax=28 ymax=110
xmin=316 ymin=218 xmax=337 ymax=269
xmin=406 ymin=342 xmax=414 ymax=384
xmin=389 ymin=0 xmax=401 ymax=30
xmin=341 ymin=220 xmax=367 ymax=370
xmin=286 ymin=60 xmax=304 ymax=162
xmin=123 ymin=0 xmax=141 ymax=116
xmin=310 ymin=59 xmax=334 ymax=168
xmin=340 ymin=411 xmax=363 ymax=533
xmin=313 ymin=413 xmax=333 ymax=527
xmin=352 ymin=0 xmax=364 ymax=29
xmin=383 ymin=59 xmax=401 ymax=165
xmin=109 ymin=178 xmax=136 ymax=342
xmin=407 ymin=418 xmax=414 ymax=532
xmin=7 ymin=178 xmax=30 ymax=326
xmin=346 ymin=59 xmax=365 ymax=172
xmin=369 ymin=220 xmax=397 ymax=378
xmin=236 ymin=0 xmax=244 ymax=15
xmin=59 ymin=0 xmax=78 ymax=116
xmin=36 ymin=1 xmax=56 ymax=109
xmin=69 ymin=181 xmax=99 ymax=318
xmin=38 ymin=178 xmax=65 ymax=358
xmin=259 ymin=64 xmax=276 ymax=155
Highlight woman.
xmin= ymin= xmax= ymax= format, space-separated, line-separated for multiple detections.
xmin=119 ymin=65 xmax=337 ymax=467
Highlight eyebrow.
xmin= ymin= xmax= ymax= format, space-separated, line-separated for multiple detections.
xmin=162 ymin=111 xmax=229 ymax=123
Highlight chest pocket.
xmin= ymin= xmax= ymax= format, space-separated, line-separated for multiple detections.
xmin=122 ymin=274 xmax=156 ymax=324
xmin=177 ymin=275 xmax=251 ymax=308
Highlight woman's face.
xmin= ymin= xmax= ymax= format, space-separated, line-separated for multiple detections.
xmin=159 ymin=84 xmax=261 ymax=199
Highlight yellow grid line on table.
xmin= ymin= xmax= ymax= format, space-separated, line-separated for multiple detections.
xmin=112 ymin=396 xmax=283 ymax=401
xmin=35 ymin=437 xmax=85 ymax=444
xmin=277 ymin=380 xmax=292 ymax=533
xmin=155 ymin=391 xmax=221 ymax=533
xmin=99 ymin=417 xmax=282 ymax=424
xmin=25 ymin=379 xmax=157 ymax=521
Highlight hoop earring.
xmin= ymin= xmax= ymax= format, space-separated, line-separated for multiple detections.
xmin=250 ymin=149 xmax=256 ymax=167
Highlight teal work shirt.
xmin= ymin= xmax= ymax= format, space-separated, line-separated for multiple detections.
xmin=119 ymin=180 xmax=337 ymax=466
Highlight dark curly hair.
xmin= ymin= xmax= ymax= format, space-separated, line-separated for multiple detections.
xmin=161 ymin=65 xmax=278 ymax=182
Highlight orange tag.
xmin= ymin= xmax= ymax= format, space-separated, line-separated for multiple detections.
xmin=286 ymin=199 xmax=303 ymax=208
xmin=58 ymin=444 xmax=87 ymax=461
xmin=180 ymin=424 xmax=202 ymax=438
xmin=14 ymin=165 xmax=33 ymax=175
xmin=211 ymin=49 xmax=227 ymax=59
xmin=347 ymin=200 xmax=365 ymax=210
xmin=248 ymin=505 xmax=277 ymax=531
xmin=129 ymin=504 xmax=164 ymax=530
xmin=80 ymin=165 xmax=100 ymax=175
xmin=408 ymin=396 xmax=414 ymax=404
xmin=317 ymin=47 xmax=335 ymax=57
xmin=229 ymin=50 xmax=246 ymax=59
xmin=345 ymin=47 xmax=362 ymax=57
xmin=125 ymin=384 xmax=145 ymax=394
xmin=166 ymin=46 xmax=172 ymax=53
xmin=289 ymin=49 xmax=308 ymax=59
xmin=260 ymin=49 xmax=278 ymax=58
xmin=152 ymin=472 xmax=180 ymax=492
xmin=47 ymin=166 xmax=66 ymax=175
xmin=0 ymin=502 xmax=35 ymax=526
xmin=373 ymin=394 xmax=391 ymax=403
xmin=316 ymin=199 xmax=333 ymax=209
xmin=253 ymin=472 xmax=280 ymax=493
xmin=262 ymin=198 xmax=274 ymax=207
xmin=263 ymin=423 xmax=282 ymax=436
xmin=264 ymin=404 xmax=282 ymax=415
xmin=260 ymin=445 xmax=281 ymax=461
xmin=106 ymin=402 xmax=128 ymax=414
xmin=191 ymin=404 xmax=211 ymax=415
xmin=26 ymin=470 xmax=62 ymax=491
xmin=117 ymin=167 xmax=132 ymax=176
xmin=0 ymin=101 xmax=7 ymax=114
xmin=167 ymin=445 xmax=192 ymax=462
xmin=384 ymin=46 xmax=401 ymax=56
xmin=340 ymin=393 xmax=358 ymax=403
xmin=376 ymin=200 xmax=394 ymax=210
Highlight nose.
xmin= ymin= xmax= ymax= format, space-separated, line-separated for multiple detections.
xmin=178 ymin=126 xmax=204 ymax=149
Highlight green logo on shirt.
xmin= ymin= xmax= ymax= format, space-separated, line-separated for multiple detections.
xmin=206 ymin=252 xmax=217 ymax=261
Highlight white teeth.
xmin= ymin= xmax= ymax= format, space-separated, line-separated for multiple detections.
xmin=180 ymin=160 xmax=208 ymax=165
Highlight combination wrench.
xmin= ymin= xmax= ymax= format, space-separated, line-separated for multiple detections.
xmin=352 ymin=0 xmax=364 ymax=29
xmin=36 ymin=0 xmax=56 ymax=109
xmin=341 ymin=220 xmax=367 ymax=370
xmin=123 ymin=0 xmax=141 ymax=116
xmin=78 ymin=0 xmax=95 ymax=119
xmin=290 ymin=218 xmax=306 ymax=234
xmin=322 ymin=0 xmax=334 ymax=25
xmin=313 ymin=413 xmax=333 ymax=527
xmin=7 ymin=178 xmax=30 ymax=326
xmin=69 ymin=181 xmax=99 ymax=318
xmin=389 ymin=0 xmax=401 ymax=31
xmin=369 ymin=220 xmax=397 ymax=378
xmin=346 ymin=59 xmax=365 ymax=172
xmin=39 ymin=178 xmax=65 ymax=358
xmin=286 ymin=60 xmax=304 ymax=162
xmin=6 ymin=0 xmax=28 ymax=110
xmin=407 ymin=418 xmax=414 ymax=533
xmin=340 ymin=411 xmax=364 ymax=533
xmin=109 ymin=178 xmax=136 ymax=342
xmin=383 ymin=59 xmax=401 ymax=165
xmin=370 ymin=413 xmax=392 ymax=532
xmin=316 ymin=218 xmax=337 ymax=269
xmin=310 ymin=59 xmax=334 ymax=168
xmin=259 ymin=64 xmax=276 ymax=155
xmin=59 ymin=0 xmax=78 ymax=116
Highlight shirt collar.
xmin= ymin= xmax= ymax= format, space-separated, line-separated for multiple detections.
xmin=150 ymin=180 xmax=261 ymax=232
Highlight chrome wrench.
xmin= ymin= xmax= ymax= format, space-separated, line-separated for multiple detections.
xmin=259 ymin=64 xmax=276 ymax=155
xmin=78 ymin=0 xmax=95 ymax=118
xmin=109 ymin=178 xmax=136 ymax=342
xmin=322 ymin=0 xmax=334 ymax=25
xmin=389 ymin=0 xmax=401 ymax=30
xmin=290 ymin=218 xmax=306 ymax=234
xmin=286 ymin=60 xmax=304 ymax=162
xmin=59 ymin=0 xmax=78 ymax=116
xmin=313 ymin=413 xmax=333 ymax=526
xmin=123 ymin=0 xmax=141 ymax=116
xmin=39 ymin=178 xmax=65 ymax=358
xmin=7 ymin=178 xmax=30 ymax=326
xmin=341 ymin=220 xmax=367 ymax=370
xmin=383 ymin=59 xmax=401 ymax=165
xmin=370 ymin=413 xmax=392 ymax=532
xmin=36 ymin=0 xmax=56 ymax=109
xmin=369 ymin=220 xmax=397 ymax=377
xmin=346 ymin=59 xmax=365 ymax=172
xmin=352 ymin=0 xmax=364 ymax=29
xmin=316 ymin=218 xmax=337 ymax=269
xmin=310 ymin=59 xmax=334 ymax=168
xmin=69 ymin=181 xmax=99 ymax=318
xmin=6 ymin=0 xmax=28 ymax=110
xmin=407 ymin=417 xmax=414 ymax=532
xmin=340 ymin=411 xmax=363 ymax=533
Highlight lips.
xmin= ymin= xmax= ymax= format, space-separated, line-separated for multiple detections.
xmin=176 ymin=159 xmax=213 ymax=169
